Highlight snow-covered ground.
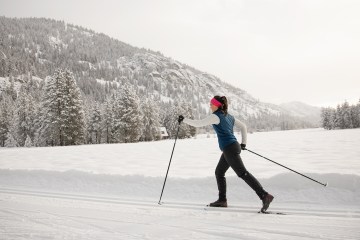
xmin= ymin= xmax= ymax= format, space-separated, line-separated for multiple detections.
xmin=1 ymin=128 xmax=360 ymax=239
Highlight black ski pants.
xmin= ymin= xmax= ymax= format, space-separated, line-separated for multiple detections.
xmin=215 ymin=142 xmax=267 ymax=201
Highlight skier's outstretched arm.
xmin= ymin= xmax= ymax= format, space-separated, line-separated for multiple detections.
xmin=183 ymin=114 xmax=220 ymax=128
xmin=234 ymin=118 xmax=247 ymax=145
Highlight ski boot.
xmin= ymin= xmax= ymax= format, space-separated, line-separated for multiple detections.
xmin=261 ymin=193 xmax=274 ymax=213
xmin=209 ymin=199 xmax=227 ymax=207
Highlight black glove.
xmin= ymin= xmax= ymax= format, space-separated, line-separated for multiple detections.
xmin=178 ymin=115 xmax=184 ymax=123
xmin=240 ymin=143 xmax=246 ymax=150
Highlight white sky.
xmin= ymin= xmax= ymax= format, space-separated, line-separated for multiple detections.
xmin=0 ymin=0 xmax=359 ymax=107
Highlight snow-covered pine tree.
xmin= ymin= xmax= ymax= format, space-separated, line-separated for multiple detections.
xmin=332 ymin=105 xmax=341 ymax=129
xmin=88 ymin=102 xmax=102 ymax=144
xmin=173 ymin=101 xmax=196 ymax=139
xmin=321 ymin=107 xmax=332 ymax=130
xmin=113 ymin=83 xmax=142 ymax=143
xmin=61 ymin=69 xmax=86 ymax=145
xmin=161 ymin=100 xmax=195 ymax=139
xmin=0 ymin=58 xmax=6 ymax=77
xmin=350 ymin=103 xmax=359 ymax=129
xmin=159 ymin=102 xmax=169 ymax=136
xmin=163 ymin=103 xmax=178 ymax=139
xmin=83 ymin=99 xmax=91 ymax=144
xmin=0 ymin=96 xmax=13 ymax=147
xmin=140 ymin=98 xmax=161 ymax=141
xmin=184 ymin=102 xmax=196 ymax=138
xmin=354 ymin=99 xmax=360 ymax=128
xmin=0 ymin=108 xmax=8 ymax=146
xmin=110 ymin=92 xmax=122 ymax=143
xmin=102 ymin=96 xmax=115 ymax=143
xmin=340 ymin=101 xmax=353 ymax=129
xmin=4 ymin=132 xmax=18 ymax=147
xmin=24 ymin=134 xmax=33 ymax=147
xmin=6 ymin=76 xmax=17 ymax=101
xmin=326 ymin=108 xmax=335 ymax=130
xmin=35 ymin=69 xmax=85 ymax=146
xmin=12 ymin=88 xmax=36 ymax=146
xmin=321 ymin=100 xmax=360 ymax=130
xmin=35 ymin=71 xmax=64 ymax=146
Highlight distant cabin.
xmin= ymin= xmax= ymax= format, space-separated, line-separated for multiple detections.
xmin=160 ymin=127 xmax=169 ymax=139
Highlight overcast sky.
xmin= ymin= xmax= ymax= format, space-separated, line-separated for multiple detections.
xmin=1 ymin=0 xmax=359 ymax=107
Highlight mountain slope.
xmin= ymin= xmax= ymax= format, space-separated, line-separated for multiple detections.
xmin=0 ymin=17 xmax=317 ymax=128
xmin=280 ymin=101 xmax=321 ymax=125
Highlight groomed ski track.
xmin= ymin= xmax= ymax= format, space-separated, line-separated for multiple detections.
xmin=1 ymin=187 xmax=359 ymax=217
xmin=1 ymin=187 xmax=359 ymax=240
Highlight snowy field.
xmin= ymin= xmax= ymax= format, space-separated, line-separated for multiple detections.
xmin=0 ymin=128 xmax=360 ymax=239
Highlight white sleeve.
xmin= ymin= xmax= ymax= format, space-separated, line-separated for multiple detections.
xmin=183 ymin=114 xmax=220 ymax=128
xmin=234 ymin=118 xmax=247 ymax=144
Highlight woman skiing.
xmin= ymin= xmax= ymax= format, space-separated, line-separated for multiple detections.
xmin=178 ymin=96 xmax=274 ymax=212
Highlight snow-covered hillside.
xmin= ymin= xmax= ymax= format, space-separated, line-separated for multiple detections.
xmin=280 ymin=101 xmax=321 ymax=124
xmin=114 ymin=52 xmax=281 ymax=118
xmin=0 ymin=17 xmax=318 ymax=126
xmin=1 ymin=128 xmax=359 ymax=239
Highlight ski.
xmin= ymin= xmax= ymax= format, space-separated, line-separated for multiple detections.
xmin=258 ymin=211 xmax=286 ymax=215
xmin=205 ymin=204 xmax=227 ymax=208
xmin=203 ymin=205 xmax=286 ymax=215
xmin=160 ymin=202 xmax=287 ymax=215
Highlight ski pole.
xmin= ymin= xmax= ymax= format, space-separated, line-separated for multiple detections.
xmin=158 ymin=122 xmax=181 ymax=204
xmin=245 ymin=148 xmax=328 ymax=187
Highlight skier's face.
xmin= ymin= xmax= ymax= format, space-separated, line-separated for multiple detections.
xmin=210 ymin=103 xmax=218 ymax=113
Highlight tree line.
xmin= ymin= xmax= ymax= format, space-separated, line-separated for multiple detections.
xmin=0 ymin=69 xmax=196 ymax=147
xmin=321 ymin=100 xmax=360 ymax=130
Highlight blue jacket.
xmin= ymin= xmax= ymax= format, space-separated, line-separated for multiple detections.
xmin=212 ymin=110 xmax=238 ymax=151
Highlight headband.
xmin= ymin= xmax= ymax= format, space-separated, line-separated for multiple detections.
xmin=210 ymin=98 xmax=222 ymax=107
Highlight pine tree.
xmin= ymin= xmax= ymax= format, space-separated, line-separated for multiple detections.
xmin=332 ymin=105 xmax=341 ymax=129
xmin=355 ymin=99 xmax=360 ymax=128
xmin=61 ymin=70 xmax=85 ymax=145
xmin=24 ymin=134 xmax=33 ymax=147
xmin=35 ymin=69 xmax=85 ymax=146
xmin=35 ymin=69 xmax=65 ymax=146
xmin=184 ymin=102 xmax=196 ymax=137
xmin=110 ymin=92 xmax=122 ymax=143
xmin=6 ymin=76 xmax=17 ymax=101
xmin=102 ymin=96 xmax=114 ymax=143
xmin=322 ymin=100 xmax=360 ymax=130
xmin=5 ymin=132 xmax=18 ymax=147
xmin=321 ymin=107 xmax=332 ymax=130
xmin=88 ymin=102 xmax=102 ymax=144
xmin=164 ymin=101 xmax=196 ymax=139
xmin=12 ymin=88 xmax=36 ymax=146
xmin=112 ymin=83 xmax=142 ymax=143
xmin=0 ymin=109 xmax=8 ymax=146
xmin=340 ymin=101 xmax=353 ymax=129
xmin=350 ymin=105 xmax=358 ymax=129
xmin=0 ymin=58 xmax=6 ymax=77
xmin=0 ymin=98 xmax=13 ymax=147
xmin=163 ymin=103 xmax=178 ymax=139
xmin=140 ymin=98 xmax=161 ymax=141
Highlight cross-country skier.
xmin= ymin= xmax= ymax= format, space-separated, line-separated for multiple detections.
xmin=178 ymin=95 xmax=274 ymax=212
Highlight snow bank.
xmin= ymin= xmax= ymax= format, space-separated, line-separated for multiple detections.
xmin=2 ymin=128 xmax=360 ymax=179
xmin=1 ymin=169 xmax=359 ymax=207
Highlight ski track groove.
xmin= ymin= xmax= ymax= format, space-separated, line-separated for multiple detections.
xmin=0 ymin=208 xmax=151 ymax=240
xmin=1 ymin=187 xmax=360 ymax=240
xmin=1 ymin=187 xmax=359 ymax=219
xmin=0 ymin=208 xmax=88 ymax=240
